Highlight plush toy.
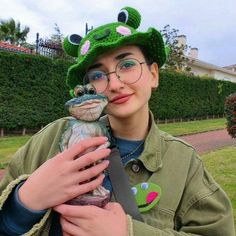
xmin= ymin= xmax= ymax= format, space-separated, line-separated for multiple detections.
xmin=60 ymin=84 xmax=110 ymax=207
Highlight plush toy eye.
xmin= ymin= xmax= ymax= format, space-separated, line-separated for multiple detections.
xmin=74 ymin=85 xmax=85 ymax=97
xmin=85 ymin=84 xmax=96 ymax=95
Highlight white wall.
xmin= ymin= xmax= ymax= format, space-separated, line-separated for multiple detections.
xmin=190 ymin=64 xmax=236 ymax=83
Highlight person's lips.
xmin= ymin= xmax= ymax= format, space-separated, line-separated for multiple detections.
xmin=110 ymin=94 xmax=132 ymax=104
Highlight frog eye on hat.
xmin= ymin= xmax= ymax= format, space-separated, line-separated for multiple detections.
xmin=117 ymin=6 xmax=141 ymax=29
xmin=63 ymin=34 xmax=83 ymax=57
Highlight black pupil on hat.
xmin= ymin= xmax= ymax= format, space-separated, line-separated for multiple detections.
xmin=118 ymin=11 xmax=127 ymax=23
xmin=70 ymin=34 xmax=82 ymax=44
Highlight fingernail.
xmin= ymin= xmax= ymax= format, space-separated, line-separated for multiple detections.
xmin=103 ymin=160 xmax=110 ymax=165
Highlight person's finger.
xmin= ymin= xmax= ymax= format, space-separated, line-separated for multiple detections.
xmin=62 ymin=230 xmax=73 ymax=236
xmin=60 ymin=136 xmax=109 ymax=160
xmin=76 ymin=160 xmax=109 ymax=183
xmin=104 ymin=202 xmax=123 ymax=212
xmin=74 ymin=148 xmax=110 ymax=170
xmin=76 ymin=174 xmax=106 ymax=196
xmin=60 ymin=216 xmax=84 ymax=236
xmin=54 ymin=203 xmax=102 ymax=218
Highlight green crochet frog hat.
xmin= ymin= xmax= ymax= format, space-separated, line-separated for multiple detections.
xmin=63 ymin=6 xmax=167 ymax=90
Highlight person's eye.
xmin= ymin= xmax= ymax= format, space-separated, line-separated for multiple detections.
xmin=119 ymin=60 xmax=136 ymax=70
xmin=89 ymin=71 xmax=106 ymax=81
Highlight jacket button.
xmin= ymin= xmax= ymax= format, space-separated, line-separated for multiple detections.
xmin=131 ymin=163 xmax=140 ymax=173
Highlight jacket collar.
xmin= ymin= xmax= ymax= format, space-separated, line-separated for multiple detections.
xmin=100 ymin=111 xmax=163 ymax=172
xmin=138 ymin=111 xmax=163 ymax=172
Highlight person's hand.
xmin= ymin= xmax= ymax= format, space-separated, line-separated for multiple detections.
xmin=54 ymin=202 xmax=128 ymax=236
xmin=18 ymin=136 xmax=110 ymax=211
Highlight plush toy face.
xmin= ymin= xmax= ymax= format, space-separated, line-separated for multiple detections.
xmin=131 ymin=182 xmax=162 ymax=213
xmin=65 ymin=84 xmax=108 ymax=121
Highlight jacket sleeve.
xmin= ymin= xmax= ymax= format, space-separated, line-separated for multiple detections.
xmin=0 ymin=139 xmax=52 ymax=236
xmin=128 ymin=153 xmax=235 ymax=236
xmin=0 ymin=118 xmax=68 ymax=236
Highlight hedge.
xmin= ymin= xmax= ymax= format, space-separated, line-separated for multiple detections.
xmin=150 ymin=71 xmax=236 ymax=120
xmin=0 ymin=51 xmax=71 ymax=131
xmin=1 ymin=51 xmax=236 ymax=131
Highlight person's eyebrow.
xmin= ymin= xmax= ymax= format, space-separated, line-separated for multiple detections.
xmin=87 ymin=62 xmax=102 ymax=70
xmin=87 ymin=52 xmax=134 ymax=70
xmin=114 ymin=52 xmax=133 ymax=60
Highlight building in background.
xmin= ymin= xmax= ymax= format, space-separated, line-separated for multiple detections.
xmin=177 ymin=35 xmax=236 ymax=83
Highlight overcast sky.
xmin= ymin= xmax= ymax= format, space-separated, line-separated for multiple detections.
xmin=1 ymin=0 xmax=235 ymax=67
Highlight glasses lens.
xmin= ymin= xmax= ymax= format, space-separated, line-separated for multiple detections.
xmin=116 ymin=59 xmax=142 ymax=84
xmin=83 ymin=70 xmax=108 ymax=93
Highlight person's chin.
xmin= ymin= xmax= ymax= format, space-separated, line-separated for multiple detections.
xmin=109 ymin=105 xmax=136 ymax=118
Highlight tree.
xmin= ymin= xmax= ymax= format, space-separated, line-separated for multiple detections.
xmin=0 ymin=18 xmax=30 ymax=45
xmin=160 ymin=25 xmax=192 ymax=73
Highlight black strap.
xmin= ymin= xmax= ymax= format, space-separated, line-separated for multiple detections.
xmin=107 ymin=146 xmax=143 ymax=221
xmin=100 ymin=116 xmax=143 ymax=222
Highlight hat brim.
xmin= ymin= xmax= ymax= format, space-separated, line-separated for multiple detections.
xmin=67 ymin=27 xmax=166 ymax=89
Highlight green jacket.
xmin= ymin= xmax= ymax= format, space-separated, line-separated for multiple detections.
xmin=0 ymin=114 xmax=235 ymax=236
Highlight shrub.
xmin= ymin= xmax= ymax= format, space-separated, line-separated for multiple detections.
xmin=224 ymin=92 xmax=236 ymax=138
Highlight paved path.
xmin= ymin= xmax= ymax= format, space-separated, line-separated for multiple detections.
xmin=180 ymin=129 xmax=235 ymax=155
xmin=0 ymin=129 xmax=235 ymax=180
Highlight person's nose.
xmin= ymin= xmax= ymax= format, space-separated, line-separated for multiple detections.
xmin=107 ymin=71 xmax=125 ymax=91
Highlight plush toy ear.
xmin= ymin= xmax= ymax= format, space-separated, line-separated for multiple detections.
xmin=117 ymin=7 xmax=141 ymax=29
xmin=63 ymin=34 xmax=82 ymax=57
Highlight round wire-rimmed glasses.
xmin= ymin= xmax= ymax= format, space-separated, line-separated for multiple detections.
xmin=83 ymin=58 xmax=146 ymax=93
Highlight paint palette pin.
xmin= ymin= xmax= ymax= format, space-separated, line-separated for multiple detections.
xmin=131 ymin=182 xmax=162 ymax=212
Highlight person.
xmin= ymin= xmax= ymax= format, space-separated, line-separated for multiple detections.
xmin=0 ymin=6 xmax=235 ymax=236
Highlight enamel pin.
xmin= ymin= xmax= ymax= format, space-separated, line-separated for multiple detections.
xmin=131 ymin=182 xmax=162 ymax=213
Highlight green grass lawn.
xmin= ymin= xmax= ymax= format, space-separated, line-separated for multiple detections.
xmin=158 ymin=118 xmax=226 ymax=136
xmin=202 ymin=147 xmax=236 ymax=228
xmin=0 ymin=135 xmax=31 ymax=168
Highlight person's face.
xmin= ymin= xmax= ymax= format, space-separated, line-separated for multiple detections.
xmin=85 ymin=45 xmax=158 ymax=118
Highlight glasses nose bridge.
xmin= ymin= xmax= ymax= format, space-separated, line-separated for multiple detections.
xmin=106 ymin=69 xmax=121 ymax=81
xmin=106 ymin=70 xmax=117 ymax=78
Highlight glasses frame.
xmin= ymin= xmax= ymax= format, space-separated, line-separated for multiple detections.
xmin=83 ymin=58 xmax=147 ymax=93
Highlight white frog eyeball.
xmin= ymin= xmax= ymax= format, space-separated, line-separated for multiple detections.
xmin=141 ymin=182 xmax=149 ymax=190
xmin=131 ymin=187 xmax=137 ymax=195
